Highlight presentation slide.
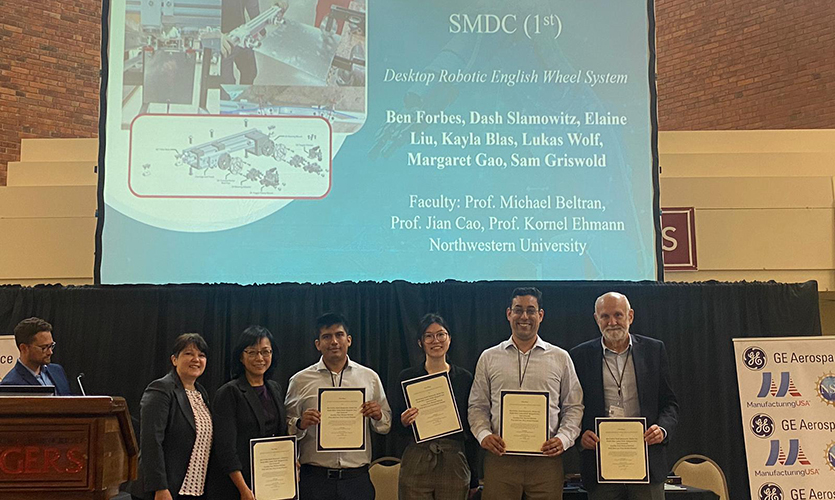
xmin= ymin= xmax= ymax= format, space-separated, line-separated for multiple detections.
xmin=99 ymin=0 xmax=660 ymax=284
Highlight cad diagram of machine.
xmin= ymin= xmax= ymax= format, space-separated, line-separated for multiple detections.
xmin=174 ymin=128 xmax=327 ymax=192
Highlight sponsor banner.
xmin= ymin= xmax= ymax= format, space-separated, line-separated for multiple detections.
xmin=734 ymin=337 xmax=835 ymax=500
xmin=0 ymin=335 xmax=16 ymax=380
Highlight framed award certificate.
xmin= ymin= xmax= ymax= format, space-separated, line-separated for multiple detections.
xmin=401 ymin=371 xmax=463 ymax=443
xmin=500 ymin=390 xmax=549 ymax=456
xmin=595 ymin=417 xmax=650 ymax=484
xmin=250 ymin=436 xmax=298 ymax=500
xmin=317 ymin=387 xmax=366 ymax=452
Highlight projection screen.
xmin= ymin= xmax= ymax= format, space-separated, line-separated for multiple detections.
xmin=97 ymin=0 xmax=661 ymax=284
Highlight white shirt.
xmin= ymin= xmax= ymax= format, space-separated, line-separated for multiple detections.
xmin=285 ymin=356 xmax=392 ymax=468
xmin=600 ymin=335 xmax=667 ymax=438
xmin=179 ymin=389 xmax=213 ymax=496
xmin=468 ymin=336 xmax=584 ymax=450
xmin=601 ymin=336 xmax=640 ymax=417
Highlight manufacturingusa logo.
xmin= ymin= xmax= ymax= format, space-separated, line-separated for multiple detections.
xmin=746 ymin=372 xmax=812 ymax=410
xmin=764 ymin=439 xmax=811 ymax=466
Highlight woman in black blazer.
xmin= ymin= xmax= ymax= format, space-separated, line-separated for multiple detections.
xmin=210 ymin=326 xmax=287 ymax=500
xmin=139 ymin=333 xmax=213 ymax=500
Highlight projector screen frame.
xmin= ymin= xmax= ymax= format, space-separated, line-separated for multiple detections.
xmin=94 ymin=0 xmax=664 ymax=284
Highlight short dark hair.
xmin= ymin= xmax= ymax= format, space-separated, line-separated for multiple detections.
xmin=510 ymin=287 xmax=543 ymax=309
xmin=417 ymin=313 xmax=450 ymax=344
xmin=14 ymin=317 xmax=53 ymax=348
xmin=231 ymin=325 xmax=278 ymax=380
xmin=171 ymin=333 xmax=208 ymax=358
xmin=314 ymin=312 xmax=349 ymax=339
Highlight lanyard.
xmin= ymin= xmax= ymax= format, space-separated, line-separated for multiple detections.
xmin=330 ymin=362 xmax=347 ymax=387
xmin=517 ymin=348 xmax=534 ymax=388
xmin=602 ymin=349 xmax=631 ymax=399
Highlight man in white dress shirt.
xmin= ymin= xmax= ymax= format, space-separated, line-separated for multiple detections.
xmin=468 ymin=287 xmax=584 ymax=500
xmin=285 ymin=312 xmax=392 ymax=500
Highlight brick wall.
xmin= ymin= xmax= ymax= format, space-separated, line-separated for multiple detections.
xmin=0 ymin=0 xmax=101 ymax=185
xmin=656 ymin=0 xmax=835 ymax=130
xmin=1 ymin=0 xmax=834 ymax=184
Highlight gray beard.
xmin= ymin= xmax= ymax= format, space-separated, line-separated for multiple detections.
xmin=603 ymin=329 xmax=628 ymax=345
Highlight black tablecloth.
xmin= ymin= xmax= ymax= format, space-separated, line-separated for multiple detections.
xmin=563 ymin=485 xmax=719 ymax=500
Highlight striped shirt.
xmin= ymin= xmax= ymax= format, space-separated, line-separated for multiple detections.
xmin=468 ymin=336 xmax=584 ymax=450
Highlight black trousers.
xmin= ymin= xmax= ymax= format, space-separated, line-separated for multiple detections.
xmin=299 ymin=465 xmax=376 ymax=500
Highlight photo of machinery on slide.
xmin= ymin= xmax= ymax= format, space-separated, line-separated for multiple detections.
xmin=120 ymin=0 xmax=367 ymax=133
xmin=104 ymin=0 xmax=366 ymax=232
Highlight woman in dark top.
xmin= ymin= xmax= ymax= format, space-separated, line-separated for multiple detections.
xmin=392 ymin=313 xmax=479 ymax=500
xmin=210 ymin=326 xmax=287 ymax=500
xmin=139 ymin=333 xmax=213 ymax=500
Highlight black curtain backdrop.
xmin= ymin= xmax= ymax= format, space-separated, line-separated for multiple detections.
xmin=0 ymin=280 xmax=821 ymax=499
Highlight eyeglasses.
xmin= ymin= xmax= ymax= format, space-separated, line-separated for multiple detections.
xmin=422 ymin=332 xmax=449 ymax=343
xmin=511 ymin=307 xmax=540 ymax=317
xmin=33 ymin=342 xmax=57 ymax=352
xmin=243 ymin=348 xmax=273 ymax=358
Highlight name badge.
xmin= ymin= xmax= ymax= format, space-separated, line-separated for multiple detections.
xmin=608 ymin=405 xmax=625 ymax=418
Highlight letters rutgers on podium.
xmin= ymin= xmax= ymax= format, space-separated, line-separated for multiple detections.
xmin=0 ymin=396 xmax=138 ymax=500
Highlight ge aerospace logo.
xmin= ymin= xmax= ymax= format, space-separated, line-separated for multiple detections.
xmin=817 ymin=373 xmax=835 ymax=407
xmin=759 ymin=483 xmax=783 ymax=500
xmin=744 ymin=346 xmax=767 ymax=371
xmin=750 ymin=414 xmax=774 ymax=438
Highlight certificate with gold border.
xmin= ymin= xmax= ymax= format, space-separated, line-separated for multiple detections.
xmin=595 ymin=417 xmax=650 ymax=483
xmin=250 ymin=436 xmax=298 ymax=499
xmin=402 ymin=371 xmax=463 ymax=443
xmin=500 ymin=390 xmax=549 ymax=456
xmin=317 ymin=387 xmax=366 ymax=452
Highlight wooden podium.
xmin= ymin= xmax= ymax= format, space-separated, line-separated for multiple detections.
xmin=0 ymin=396 xmax=138 ymax=500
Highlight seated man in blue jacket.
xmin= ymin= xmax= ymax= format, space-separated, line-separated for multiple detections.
xmin=1 ymin=317 xmax=72 ymax=395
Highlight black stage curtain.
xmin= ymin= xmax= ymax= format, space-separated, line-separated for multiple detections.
xmin=0 ymin=280 xmax=821 ymax=499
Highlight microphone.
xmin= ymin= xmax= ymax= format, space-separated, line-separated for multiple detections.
xmin=77 ymin=372 xmax=87 ymax=396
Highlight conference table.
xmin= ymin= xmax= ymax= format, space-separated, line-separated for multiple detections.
xmin=563 ymin=485 xmax=719 ymax=500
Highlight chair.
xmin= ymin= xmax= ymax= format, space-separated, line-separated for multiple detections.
xmin=369 ymin=456 xmax=401 ymax=500
xmin=672 ymin=454 xmax=730 ymax=500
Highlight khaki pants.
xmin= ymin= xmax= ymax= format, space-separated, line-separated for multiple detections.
xmin=482 ymin=453 xmax=564 ymax=500
xmin=398 ymin=440 xmax=470 ymax=500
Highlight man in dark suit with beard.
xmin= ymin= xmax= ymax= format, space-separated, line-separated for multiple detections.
xmin=570 ymin=292 xmax=678 ymax=500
